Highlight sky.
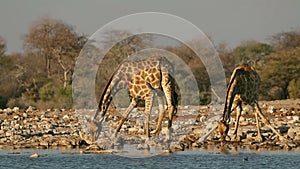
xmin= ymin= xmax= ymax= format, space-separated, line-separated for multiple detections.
xmin=0 ymin=0 xmax=300 ymax=54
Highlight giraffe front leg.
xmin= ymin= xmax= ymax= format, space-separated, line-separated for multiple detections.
xmin=113 ymin=99 xmax=136 ymax=138
xmin=94 ymin=116 xmax=105 ymax=141
xmin=151 ymin=110 xmax=164 ymax=136
xmin=232 ymin=104 xmax=242 ymax=141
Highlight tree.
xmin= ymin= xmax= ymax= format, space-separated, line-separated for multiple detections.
xmin=0 ymin=54 xmax=21 ymax=108
xmin=0 ymin=36 xmax=6 ymax=57
xmin=232 ymin=40 xmax=273 ymax=66
xmin=9 ymin=16 xmax=88 ymax=108
xmin=23 ymin=16 xmax=85 ymax=81
xmin=259 ymin=47 xmax=300 ymax=100
xmin=164 ymin=41 xmax=211 ymax=105
xmin=270 ymin=30 xmax=300 ymax=51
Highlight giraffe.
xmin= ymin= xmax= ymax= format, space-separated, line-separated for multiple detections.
xmin=91 ymin=56 xmax=178 ymax=143
xmin=218 ymin=63 xmax=285 ymax=142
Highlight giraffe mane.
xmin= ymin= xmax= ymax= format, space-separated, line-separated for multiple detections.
xmin=94 ymin=64 xmax=122 ymax=120
xmin=222 ymin=66 xmax=246 ymax=121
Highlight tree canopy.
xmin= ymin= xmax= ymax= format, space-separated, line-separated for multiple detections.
xmin=0 ymin=17 xmax=299 ymax=109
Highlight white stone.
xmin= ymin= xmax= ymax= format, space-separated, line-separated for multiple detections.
xmin=128 ymin=127 xmax=138 ymax=133
xmin=63 ymin=115 xmax=69 ymax=120
xmin=279 ymin=108 xmax=288 ymax=114
xmin=4 ymin=108 xmax=12 ymax=113
xmin=5 ymin=131 xmax=12 ymax=137
xmin=26 ymin=106 xmax=36 ymax=112
xmin=240 ymin=116 xmax=246 ymax=122
xmin=22 ymin=113 xmax=28 ymax=118
xmin=267 ymin=106 xmax=276 ymax=113
xmin=13 ymin=115 xmax=20 ymax=120
xmin=293 ymin=116 xmax=300 ymax=122
xmin=30 ymin=153 xmax=39 ymax=158
xmin=14 ymin=124 xmax=20 ymax=130
xmin=12 ymin=107 xmax=19 ymax=112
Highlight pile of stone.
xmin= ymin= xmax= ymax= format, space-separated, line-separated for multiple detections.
xmin=0 ymin=99 xmax=299 ymax=153
xmin=175 ymin=102 xmax=300 ymax=151
xmin=0 ymin=107 xmax=88 ymax=149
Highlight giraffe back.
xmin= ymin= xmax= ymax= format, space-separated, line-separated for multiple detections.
xmin=223 ymin=64 xmax=260 ymax=119
xmin=95 ymin=56 xmax=176 ymax=119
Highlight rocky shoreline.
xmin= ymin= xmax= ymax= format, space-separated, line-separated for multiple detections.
xmin=0 ymin=107 xmax=86 ymax=150
xmin=0 ymin=99 xmax=299 ymax=154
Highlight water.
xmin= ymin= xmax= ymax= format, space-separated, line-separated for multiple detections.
xmin=0 ymin=149 xmax=299 ymax=169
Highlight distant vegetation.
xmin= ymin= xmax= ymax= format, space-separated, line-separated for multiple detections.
xmin=0 ymin=17 xmax=299 ymax=109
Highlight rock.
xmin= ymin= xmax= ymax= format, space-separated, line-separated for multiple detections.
xmin=85 ymin=144 xmax=102 ymax=151
xmin=279 ymin=108 xmax=288 ymax=114
xmin=240 ymin=116 xmax=246 ymax=122
xmin=267 ymin=106 xmax=276 ymax=113
xmin=4 ymin=108 xmax=12 ymax=114
xmin=136 ymin=143 xmax=150 ymax=150
xmin=63 ymin=115 xmax=69 ymax=120
xmin=13 ymin=115 xmax=20 ymax=120
xmin=30 ymin=153 xmax=39 ymax=158
xmin=128 ymin=127 xmax=139 ymax=133
xmin=14 ymin=124 xmax=20 ymax=130
xmin=39 ymin=141 xmax=49 ymax=147
xmin=5 ymin=131 xmax=12 ymax=137
xmin=22 ymin=113 xmax=28 ymax=118
xmin=287 ymin=127 xmax=296 ymax=138
xmin=26 ymin=106 xmax=36 ymax=112
xmin=294 ymin=135 xmax=300 ymax=141
xmin=293 ymin=116 xmax=300 ymax=122
xmin=278 ymin=125 xmax=289 ymax=134
xmin=59 ymin=139 xmax=71 ymax=146
xmin=12 ymin=107 xmax=20 ymax=112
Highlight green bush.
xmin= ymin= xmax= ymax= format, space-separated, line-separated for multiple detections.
xmin=288 ymin=79 xmax=300 ymax=99
xmin=39 ymin=82 xmax=55 ymax=101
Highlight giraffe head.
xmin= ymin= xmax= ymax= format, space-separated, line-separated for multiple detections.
xmin=218 ymin=119 xmax=229 ymax=141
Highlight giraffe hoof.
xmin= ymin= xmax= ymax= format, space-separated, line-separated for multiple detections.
xmin=255 ymin=136 xmax=264 ymax=142
xmin=279 ymin=136 xmax=286 ymax=142
xmin=150 ymin=130 xmax=161 ymax=136
xmin=231 ymin=135 xmax=241 ymax=142
xmin=137 ymin=143 xmax=150 ymax=150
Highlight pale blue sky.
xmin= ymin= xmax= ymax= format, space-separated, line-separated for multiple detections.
xmin=0 ymin=0 xmax=299 ymax=53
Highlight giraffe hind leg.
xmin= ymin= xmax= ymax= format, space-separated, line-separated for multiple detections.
xmin=254 ymin=106 xmax=263 ymax=142
xmin=151 ymin=94 xmax=165 ymax=136
xmin=254 ymin=102 xmax=285 ymax=141
xmin=144 ymin=92 xmax=154 ymax=140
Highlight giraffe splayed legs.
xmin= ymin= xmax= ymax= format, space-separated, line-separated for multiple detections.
xmin=91 ymin=56 xmax=178 ymax=149
xmin=218 ymin=64 xmax=285 ymax=142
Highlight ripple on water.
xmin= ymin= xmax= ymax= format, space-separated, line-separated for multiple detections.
xmin=0 ymin=149 xmax=299 ymax=169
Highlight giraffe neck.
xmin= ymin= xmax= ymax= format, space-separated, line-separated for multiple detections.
xmin=93 ymin=74 xmax=116 ymax=120
xmin=222 ymin=67 xmax=239 ymax=122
